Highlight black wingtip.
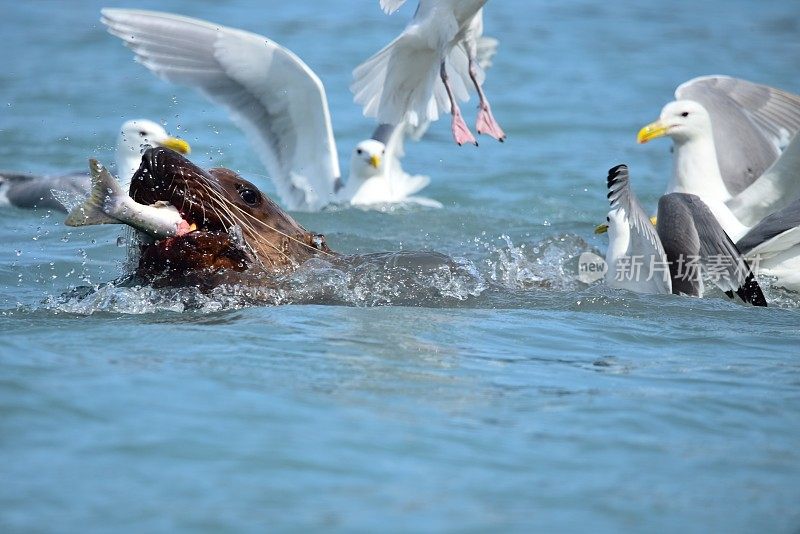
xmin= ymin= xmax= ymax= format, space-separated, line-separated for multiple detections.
xmin=607 ymin=164 xmax=628 ymax=187
xmin=609 ymin=164 xmax=628 ymax=174
xmin=736 ymin=272 xmax=768 ymax=307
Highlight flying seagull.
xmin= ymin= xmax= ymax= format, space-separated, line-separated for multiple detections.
xmin=352 ymin=1 xmax=505 ymax=146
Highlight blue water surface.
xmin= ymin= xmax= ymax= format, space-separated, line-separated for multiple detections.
xmin=1 ymin=0 xmax=799 ymax=531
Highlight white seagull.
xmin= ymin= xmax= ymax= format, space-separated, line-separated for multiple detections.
xmin=638 ymin=76 xmax=800 ymax=228
xmin=101 ymin=9 xmax=439 ymax=211
xmin=0 ymin=119 xmax=189 ymax=211
xmin=352 ymin=1 xmax=505 ymax=146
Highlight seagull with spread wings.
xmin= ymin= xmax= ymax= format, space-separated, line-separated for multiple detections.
xmin=352 ymin=1 xmax=505 ymax=146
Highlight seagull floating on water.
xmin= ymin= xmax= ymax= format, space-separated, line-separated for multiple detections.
xmin=0 ymin=119 xmax=189 ymax=211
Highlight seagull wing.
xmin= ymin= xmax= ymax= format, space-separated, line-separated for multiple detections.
xmin=727 ymin=132 xmax=800 ymax=226
xmin=658 ymin=193 xmax=767 ymax=306
xmin=379 ymin=0 xmax=409 ymax=14
xmin=1 ymin=171 xmax=89 ymax=212
xmin=101 ymin=9 xmax=340 ymax=211
xmin=737 ymin=197 xmax=800 ymax=258
xmin=606 ymin=165 xmax=671 ymax=294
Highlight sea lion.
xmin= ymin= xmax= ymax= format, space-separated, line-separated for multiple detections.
xmin=127 ymin=147 xmax=334 ymax=288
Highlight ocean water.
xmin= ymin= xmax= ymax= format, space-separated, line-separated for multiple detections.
xmin=2 ymin=0 xmax=800 ymax=531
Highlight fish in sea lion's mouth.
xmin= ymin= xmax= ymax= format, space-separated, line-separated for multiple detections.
xmin=128 ymin=148 xmax=334 ymax=287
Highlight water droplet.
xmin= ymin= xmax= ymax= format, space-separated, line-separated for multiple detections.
xmin=15 ymin=250 xmax=21 ymax=256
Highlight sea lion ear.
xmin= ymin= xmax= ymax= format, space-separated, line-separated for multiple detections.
xmin=310 ymin=233 xmax=330 ymax=252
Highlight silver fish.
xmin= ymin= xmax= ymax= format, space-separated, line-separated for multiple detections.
xmin=65 ymin=159 xmax=194 ymax=238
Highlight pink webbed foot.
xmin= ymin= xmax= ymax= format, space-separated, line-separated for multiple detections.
xmin=476 ymin=101 xmax=506 ymax=142
xmin=451 ymin=107 xmax=477 ymax=146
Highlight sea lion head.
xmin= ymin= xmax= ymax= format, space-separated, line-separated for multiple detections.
xmin=129 ymin=147 xmax=332 ymax=286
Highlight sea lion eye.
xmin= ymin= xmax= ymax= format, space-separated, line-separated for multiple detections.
xmin=238 ymin=187 xmax=261 ymax=206
xmin=311 ymin=234 xmax=327 ymax=250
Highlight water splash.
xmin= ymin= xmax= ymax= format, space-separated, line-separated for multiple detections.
xmin=476 ymin=233 xmax=597 ymax=291
xmin=276 ymin=252 xmax=487 ymax=307
xmin=39 ymin=230 xmax=800 ymax=314
xmin=43 ymin=250 xmax=488 ymax=314
xmin=50 ymin=188 xmax=86 ymax=212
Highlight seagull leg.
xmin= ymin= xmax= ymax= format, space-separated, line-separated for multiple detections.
xmin=469 ymin=58 xmax=506 ymax=142
xmin=440 ymin=60 xmax=477 ymax=146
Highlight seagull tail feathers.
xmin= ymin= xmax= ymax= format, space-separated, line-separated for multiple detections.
xmin=351 ymin=34 xmax=441 ymax=127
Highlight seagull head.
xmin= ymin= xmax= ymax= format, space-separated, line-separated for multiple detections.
xmin=637 ymin=100 xmax=713 ymax=145
xmin=349 ymin=139 xmax=386 ymax=180
xmin=116 ymin=119 xmax=191 ymax=186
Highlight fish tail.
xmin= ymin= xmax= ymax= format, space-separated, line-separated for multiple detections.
xmin=65 ymin=159 xmax=122 ymax=226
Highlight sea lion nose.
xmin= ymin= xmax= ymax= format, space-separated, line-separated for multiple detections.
xmin=130 ymin=147 xmax=174 ymax=200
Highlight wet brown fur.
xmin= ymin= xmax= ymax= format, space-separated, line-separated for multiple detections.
xmin=129 ymin=147 xmax=333 ymax=287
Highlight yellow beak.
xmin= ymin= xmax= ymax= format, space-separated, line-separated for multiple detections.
xmin=369 ymin=154 xmax=381 ymax=169
xmin=594 ymin=215 xmax=657 ymax=235
xmin=637 ymin=120 xmax=669 ymax=144
xmin=159 ymin=136 xmax=191 ymax=155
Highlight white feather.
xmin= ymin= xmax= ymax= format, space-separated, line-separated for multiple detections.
xmin=102 ymin=8 xmax=340 ymax=211
xmin=352 ymin=0 xmax=487 ymax=127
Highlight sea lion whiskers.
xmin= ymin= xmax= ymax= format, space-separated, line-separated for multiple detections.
xmin=222 ymin=197 xmax=333 ymax=257
xmin=190 ymin=179 xmax=293 ymax=266
xmin=229 ymin=202 xmax=329 ymax=259
xmin=190 ymin=175 xmax=333 ymax=259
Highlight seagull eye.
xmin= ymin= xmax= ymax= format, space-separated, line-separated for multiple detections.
xmin=138 ymin=130 xmax=148 ymax=137
xmin=606 ymin=216 xmax=610 ymax=222
xmin=680 ymin=112 xmax=689 ymax=117
xmin=237 ymin=186 xmax=261 ymax=206
xmin=356 ymin=148 xmax=363 ymax=155
xmin=382 ymin=149 xmax=385 ymax=155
